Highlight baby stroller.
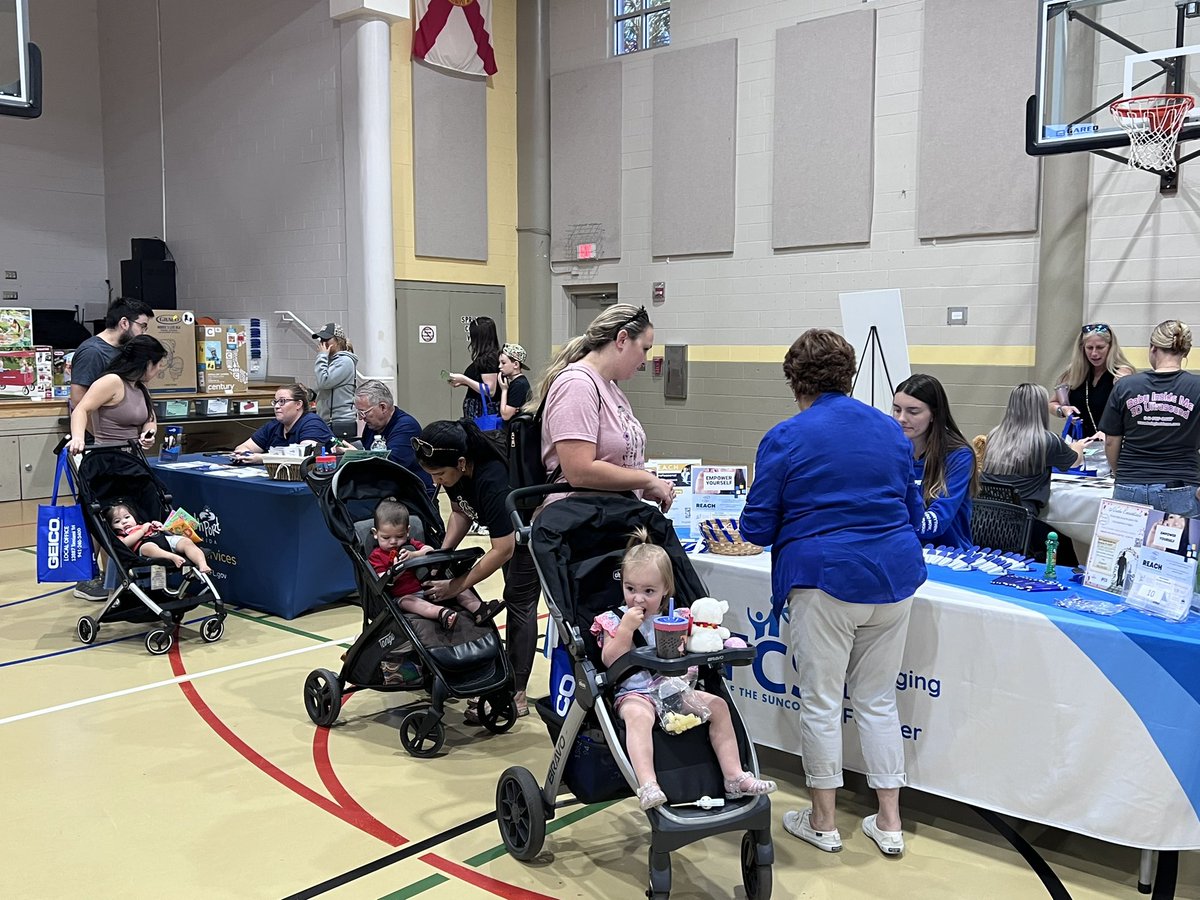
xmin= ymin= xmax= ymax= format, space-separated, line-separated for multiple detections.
xmin=63 ymin=440 xmax=225 ymax=655
xmin=301 ymin=456 xmax=516 ymax=757
xmin=495 ymin=487 xmax=773 ymax=899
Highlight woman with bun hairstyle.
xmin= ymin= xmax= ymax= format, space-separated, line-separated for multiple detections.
xmin=1100 ymin=320 xmax=1200 ymax=516
xmin=1050 ymin=323 xmax=1135 ymax=435
xmin=892 ymin=373 xmax=978 ymax=548
xmin=232 ymin=382 xmax=334 ymax=464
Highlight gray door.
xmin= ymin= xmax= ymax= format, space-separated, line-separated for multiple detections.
xmin=394 ymin=280 xmax=505 ymax=431
xmin=568 ymin=286 xmax=619 ymax=336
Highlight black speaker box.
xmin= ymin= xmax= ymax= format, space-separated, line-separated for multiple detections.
xmin=121 ymin=259 xmax=177 ymax=309
xmin=131 ymin=238 xmax=167 ymax=261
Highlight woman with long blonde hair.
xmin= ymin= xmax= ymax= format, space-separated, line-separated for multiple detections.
xmin=537 ymin=303 xmax=675 ymax=511
xmin=1050 ymin=323 xmax=1134 ymax=434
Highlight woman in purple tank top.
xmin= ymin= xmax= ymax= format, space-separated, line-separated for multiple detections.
xmin=67 ymin=335 xmax=165 ymax=454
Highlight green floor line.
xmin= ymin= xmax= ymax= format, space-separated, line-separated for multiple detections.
xmin=379 ymin=800 xmax=619 ymax=899
xmin=220 ymin=607 xmax=348 ymax=646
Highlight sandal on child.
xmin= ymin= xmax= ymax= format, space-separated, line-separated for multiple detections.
xmin=473 ymin=599 xmax=503 ymax=626
xmin=462 ymin=697 xmax=482 ymax=726
xmin=437 ymin=607 xmax=458 ymax=632
xmin=724 ymin=771 xmax=777 ymax=799
xmin=636 ymin=780 xmax=668 ymax=811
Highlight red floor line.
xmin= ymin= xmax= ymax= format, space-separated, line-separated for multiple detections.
xmin=167 ymin=644 xmax=406 ymax=847
xmin=418 ymin=853 xmax=559 ymax=900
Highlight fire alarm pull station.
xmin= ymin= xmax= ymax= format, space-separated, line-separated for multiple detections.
xmin=652 ymin=282 xmax=666 ymax=302
xmin=653 ymin=356 xmax=664 ymax=376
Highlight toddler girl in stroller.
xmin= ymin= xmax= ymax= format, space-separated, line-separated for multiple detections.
xmin=592 ymin=527 xmax=777 ymax=811
xmin=106 ymin=502 xmax=212 ymax=574
xmin=368 ymin=498 xmax=502 ymax=632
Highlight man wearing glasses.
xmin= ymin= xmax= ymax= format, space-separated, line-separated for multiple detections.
xmin=68 ymin=297 xmax=154 ymax=411
xmin=353 ymin=380 xmax=434 ymax=496
xmin=232 ymin=383 xmax=334 ymax=464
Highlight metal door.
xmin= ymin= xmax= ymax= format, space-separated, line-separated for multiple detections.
xmin=568 ymin=287 xmax=619 ymax=336
xmin=394 ymin=281 xmax=505 ymax=430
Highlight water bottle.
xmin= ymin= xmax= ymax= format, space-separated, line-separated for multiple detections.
xmin=1044 ymin=531 xmax=1059 ymax=581
xmin=371 ymin=434 xmax=386 ymax=452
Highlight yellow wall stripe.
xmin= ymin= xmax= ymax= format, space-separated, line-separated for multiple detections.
xmin=679 ymin=345 xmax=1038 ymax=367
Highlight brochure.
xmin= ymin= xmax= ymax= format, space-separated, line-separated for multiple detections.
xmin=689 ymin=465 xmax=749 ymax=539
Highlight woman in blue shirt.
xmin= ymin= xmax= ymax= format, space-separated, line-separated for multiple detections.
xmin=233 ymin=382 xmax=334 ymax=464
xmin=892 ymin=373 xmax=978 ymax=549
xmin=741 ymin=329 xmax=926 ymax=859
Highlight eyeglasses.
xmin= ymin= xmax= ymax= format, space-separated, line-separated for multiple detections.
xmin=1081 ymin=323 xmax=1111 ymax=336
xmin=271 ymin=398 xmax=300 ymax=408
xmin=410 ymin=437 xmax=457 ymax=458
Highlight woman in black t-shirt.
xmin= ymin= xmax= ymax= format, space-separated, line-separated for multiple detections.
xmin=412 ymin=418 xmax=541 ymax=717
xmin=448 ymin=316 xmax=500 ymax=420
xmin=1050 ymin=323 xmax=1135 ymax=435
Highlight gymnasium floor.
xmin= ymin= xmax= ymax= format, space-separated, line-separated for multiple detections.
xmin=3 ymin=543 xmax=1197 ymax=899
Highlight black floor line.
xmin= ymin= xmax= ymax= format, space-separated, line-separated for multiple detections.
xmin=281 ymin=810 xmax=498 ymax=900
xmin=971 ymin=806 xmax=1072 ymax=900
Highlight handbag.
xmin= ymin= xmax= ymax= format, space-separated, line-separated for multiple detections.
xmin=37 ymin=452 xmax=97 ymax=583
xmin=474 ymin=382 xmax=504 ymax=432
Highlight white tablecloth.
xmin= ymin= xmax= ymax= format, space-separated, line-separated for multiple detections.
xmin=1043 ymin=473 xmax=1114 ymax=549
xmin=691 ymin=549 xmax=1200 ymax=851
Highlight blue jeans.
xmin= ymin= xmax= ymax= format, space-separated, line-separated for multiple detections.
xmin=1112 ymin=482 xmax=1200 ymax=518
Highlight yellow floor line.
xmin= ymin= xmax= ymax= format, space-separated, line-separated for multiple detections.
xmin=0 ymin=635 xmax=353 ymax=727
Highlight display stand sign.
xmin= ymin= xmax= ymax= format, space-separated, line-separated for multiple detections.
xmin=1083 ymin=499 xmax=1152 ymax=595
xmin=689 ymin=465 xmax=749 ymax=539
xmin=645 ymin=459 xmax=700 ymax=537
xmin=1126 ymin=545 xmax=1195 ymax=622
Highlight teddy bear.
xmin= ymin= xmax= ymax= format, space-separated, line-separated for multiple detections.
xmin=686 ymin=596 xmax=732 ymax=653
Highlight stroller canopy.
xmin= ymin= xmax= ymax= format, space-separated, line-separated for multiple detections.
xmin=325 ymin=457 xmax=446 ymax=549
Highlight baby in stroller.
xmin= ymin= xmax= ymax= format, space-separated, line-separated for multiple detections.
xmin=106 ymin=502 xmax=212 ymax=574
xmin=593 ymin=527 xmax=777 ymax=810
xmin=368 ymin=497 xmax=502 ymax=632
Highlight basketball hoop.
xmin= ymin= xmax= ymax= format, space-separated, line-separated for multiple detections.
xmin=1109 ymin=94 xmax=1196 ymax=172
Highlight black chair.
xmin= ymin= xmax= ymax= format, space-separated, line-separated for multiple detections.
xmin=971 ymin=499 xmax=1034 ymax=555
xmin=978 ymin=482 xmax=1023 ymax=506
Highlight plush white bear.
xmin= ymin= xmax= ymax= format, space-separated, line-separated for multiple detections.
xmin=686 ymin=596 xmax=730 ymax=653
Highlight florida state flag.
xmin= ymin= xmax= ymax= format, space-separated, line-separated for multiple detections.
xmin=412 ymin=0 xmax=498 ymax=77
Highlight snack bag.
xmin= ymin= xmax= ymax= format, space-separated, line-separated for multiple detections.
xmin=652 ymin=675 xmax=711 ymax=734
xmin=163 ymin=508 xmax=202 ymax=544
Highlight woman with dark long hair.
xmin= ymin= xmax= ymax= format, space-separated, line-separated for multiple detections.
xmin=892 ymin=373 xmax=978 ymax=548
xmin=67 ymin=335 xmax=166 ymax=454
xmin=447 ymin=315 xmax=501 ymax=420
xmin=411 ymin=418 xmax=541 ymax=718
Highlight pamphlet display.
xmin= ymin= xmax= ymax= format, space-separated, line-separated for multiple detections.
xmin=645 ymin=458 xmax=700 ymax=536
xmin=1083 ymin=499 xmax=1152 ymax=595
xmin=689 ymin=465 xmax=749 ymax=539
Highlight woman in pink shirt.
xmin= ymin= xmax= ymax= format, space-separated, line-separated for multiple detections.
xmin=537 ymin=304 xmax=674 ymax=510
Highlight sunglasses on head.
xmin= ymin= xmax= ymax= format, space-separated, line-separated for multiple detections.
xmin=1081 ymin=323 xmax=1111 ymax=336
xmin=410 ymin=437 xmax=458 ymax=459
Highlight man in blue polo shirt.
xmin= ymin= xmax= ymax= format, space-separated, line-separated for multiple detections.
xmin=354 ymin=379 xmax=434 ymax=497
xmin=232 ymin=383 xmax=335 ymax=463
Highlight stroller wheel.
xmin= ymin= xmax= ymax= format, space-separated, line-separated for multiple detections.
xmin=303 ymin=668 xmax=343 ymax=727
xmin=478 ymin=692 xmax=517 ymax=734
xmin=741 ymin=831 xmax=772 ymax=900
xmin=495 ymin=766 xmax=546 ymax=861
xmin=399 ymin=710 xmax=445 ymax=758
xmin=145 ymin=628 xmax=173 ymax=656
xmin=76 ymin=616 xmax=98 ymax=645
xmin=200 ymin=616 xmax=225 ymax=643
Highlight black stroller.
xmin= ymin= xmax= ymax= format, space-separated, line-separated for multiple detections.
xmin=63 ymin=440 xmax=225 ymax=655
xmin=301 ymin=456 xmax=516 ymax=757
xmin=495 ymin=487 xmax=773 ymax=899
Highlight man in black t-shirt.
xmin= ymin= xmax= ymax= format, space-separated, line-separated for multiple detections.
xmin=69 ymin=298 xmax=154 ymax=412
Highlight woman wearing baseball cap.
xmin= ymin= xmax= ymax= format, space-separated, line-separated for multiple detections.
xmin=498 ymin=342 xmax=531 ymax=422
xmin=312 ymin=323 xmax=358 ymax=439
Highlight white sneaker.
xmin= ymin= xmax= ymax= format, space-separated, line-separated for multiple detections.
xmin=862 ymin=814 xmax=904 ymax=856
xmin=783 ymin=808 xmax=842 ymax=852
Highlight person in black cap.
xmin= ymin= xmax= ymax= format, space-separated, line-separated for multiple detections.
xmin=311 ymin=323 xmax=358 ymax=439
xmin=498 ymin=342 xmax=531 ymax=422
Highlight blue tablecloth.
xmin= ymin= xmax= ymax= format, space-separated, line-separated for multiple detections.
xmin=149 ymin=455 xmax=355 ymax=619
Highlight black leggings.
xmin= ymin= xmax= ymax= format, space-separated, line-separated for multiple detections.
xmin=502 ymin=543 xmax=541 ymax=693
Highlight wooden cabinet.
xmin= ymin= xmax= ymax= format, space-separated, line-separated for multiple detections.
xmin=0 ymin=436 xmax=19 ymax=502
xmin=19 ymin=431 xmax=62 ymax=500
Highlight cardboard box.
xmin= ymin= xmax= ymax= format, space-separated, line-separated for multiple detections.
xmin=144 ymin=310 xmax=198 ymax=393
xmin=0 ymin=346 xmax=52 ymax=397
xmin=0 ymin=308 xmax=33 ymax=349
xmin=196 ymin=324 xmax=249 ymax=394
xmin=52 ymin=349 xmax=72 ymax=399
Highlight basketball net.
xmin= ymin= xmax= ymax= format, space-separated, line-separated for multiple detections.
xmin=1109 ymin=94 xmax=1196 ymax=173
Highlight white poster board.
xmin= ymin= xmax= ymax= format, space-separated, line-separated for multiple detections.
xmin=838 ymin=289 xmax=912 ymax=413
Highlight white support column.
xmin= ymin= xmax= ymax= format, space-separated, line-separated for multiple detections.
xmin=332 ymin=0 xmax=409 ymax=390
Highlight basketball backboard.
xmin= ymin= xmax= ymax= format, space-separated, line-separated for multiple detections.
xmin=1027 ymin=0 xmax=1200 ymax=156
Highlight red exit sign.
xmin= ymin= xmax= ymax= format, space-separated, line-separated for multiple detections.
xmin=576 ymin=243 xmax=597 ymax=260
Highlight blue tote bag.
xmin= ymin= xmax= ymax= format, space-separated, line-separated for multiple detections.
xmin=37 ymin=453 xmax=97 ymax=583
xmin=474 ymin=383 xmax=504 ymax=432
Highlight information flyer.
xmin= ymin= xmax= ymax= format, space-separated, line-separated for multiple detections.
xmin=645 ymin=458 xmax=700 ymax=536
xmin=1125 ymin=545 xmax=1196 ymax=622
xmin=690 ymin=465 xmax=750 ymax=539
xmin=1083 ymin=499 xmax=1152 ymax=595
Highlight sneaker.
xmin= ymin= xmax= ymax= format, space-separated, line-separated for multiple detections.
xmin=862 ymin=814 xmax=905 ymax=856
xmin=636 ymin=780 xmax=667 ymax=811
xmin=724 ymin=771 xmax=777 ymax=798
xmin=73 ymin=577 xmax=107 ymax=602
xmin=783 ymin=808 xmax=842 ymax=852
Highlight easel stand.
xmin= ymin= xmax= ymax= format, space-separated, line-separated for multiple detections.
xmin=851 ymin=325 xmax=896 ymax=409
